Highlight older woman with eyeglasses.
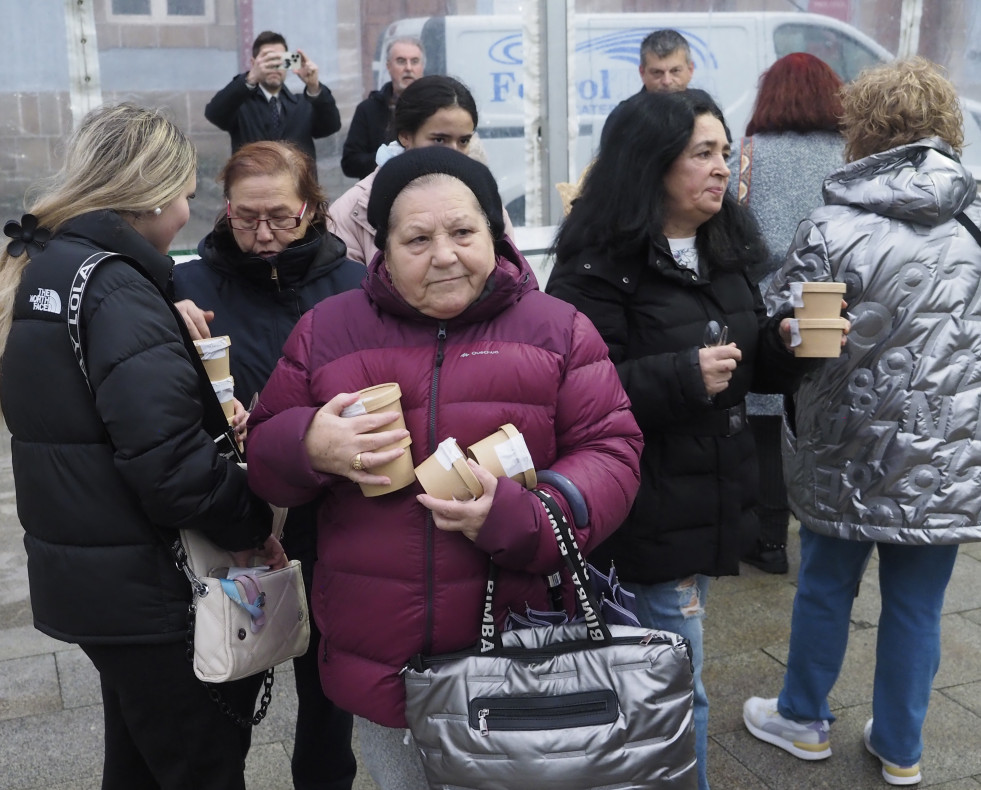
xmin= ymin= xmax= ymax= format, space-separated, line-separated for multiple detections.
xmin=171 ymin=140 xmax=365 ymax=790
xmin=174 ymin=140 xmax=365 ymax=409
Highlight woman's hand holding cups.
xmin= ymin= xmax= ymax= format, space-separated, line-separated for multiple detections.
xmin=417 ymin=459 xmax=498 ymax=542
xmin=303 ymin=392 xmax=410 ymax=484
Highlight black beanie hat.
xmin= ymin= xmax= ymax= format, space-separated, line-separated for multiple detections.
xmin=367 ymin=146 xmax=505 ymax=251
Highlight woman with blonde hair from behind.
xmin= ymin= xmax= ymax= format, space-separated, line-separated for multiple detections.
xmin=0 ymin=102 xmax=284 ymax=789
xmin=744 ymin=58 xmax=980 ymax=786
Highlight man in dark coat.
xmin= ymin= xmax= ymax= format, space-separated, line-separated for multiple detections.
xmin=600 ymin=29 xmax=694 ymax=148
xmin=205 ymin=30 xmax=341 ymax=162
xmin=340 ymin=36 xmax=425 ymax=179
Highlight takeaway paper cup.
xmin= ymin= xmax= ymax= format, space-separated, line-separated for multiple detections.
xmin=792 ymin=318 xmax=848 ymax=358
xmin=466 ymin=423 xmax=537 ymax=489
xmin=791 ymin=282 xmax=847 ymax=320
xmin=211 ymin=376 xmax=236 ymax=423
xmin=194 ymin=335 xmax=231 ymax=381
xmin=414 ymin=438 xmax=484 ymax=501
xmin=341 ymin=382 xmax=414 ymax=497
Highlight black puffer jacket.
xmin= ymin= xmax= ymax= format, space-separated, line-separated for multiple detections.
xmin=1 ymin=211 xmax=272 ymax=644
xmin=172 ymin=226 xmax=366 ymax=402
xmin=546 ymin=238 xmax=804 ymax=583
xmin=341 ymin=82 xmax=395 ymax=179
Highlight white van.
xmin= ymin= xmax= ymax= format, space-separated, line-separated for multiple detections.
xmin=376 ymin=12 xmax=981 ymax=224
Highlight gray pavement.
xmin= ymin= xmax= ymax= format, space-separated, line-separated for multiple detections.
xmin=1 ymin=416 xmax=980 ymax=789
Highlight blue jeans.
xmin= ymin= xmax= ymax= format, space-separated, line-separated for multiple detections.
xmin=778 ymin=525 xmax=958 ymax=766
xmin=626 ymin=575 xmax=710 ymax=790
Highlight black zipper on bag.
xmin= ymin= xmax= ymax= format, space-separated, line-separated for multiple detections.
xmin=469 ymin=690 xmax=619 ymax=735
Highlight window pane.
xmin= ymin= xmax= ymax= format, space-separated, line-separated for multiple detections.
xmin=168 ymin=0 xmax=205 ymax=15
xmin=773 ymin=23 xmax=881 ymax=83
xmin=112 ymin=0 xmax=150 ymax=14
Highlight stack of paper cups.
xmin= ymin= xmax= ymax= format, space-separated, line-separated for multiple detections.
xmin=193 ymin=336 xmax=234 ymax=424
xmin=789 ymin=282 xmax=848 ymax=358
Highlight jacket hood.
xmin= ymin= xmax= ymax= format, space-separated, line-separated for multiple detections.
xmin=196 ymin=224 xmax=351 ymax=289
xmin=823 ymin=137 xmax=977 ymax=226
xmin=363 ymin=236 xmax=539 ymax=325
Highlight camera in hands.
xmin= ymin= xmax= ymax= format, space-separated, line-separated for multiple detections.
xmin=277 ymin=51 xmax=303 ymax=70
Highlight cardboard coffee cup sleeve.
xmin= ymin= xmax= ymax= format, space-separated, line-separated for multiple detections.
xmin=788 ymin=318 xmax=802 ymax=348
xmin=194 ymin=335 xmax=230 ymax=359
xmin=789 ymin=282 xmax=805 ymax=308
xmin=211 ymin=376 xmax=235 ymax=402
xmin=495 ymin=434 xmax=534 ymax=479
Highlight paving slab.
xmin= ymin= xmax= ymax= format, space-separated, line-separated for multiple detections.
xmin=0 ymin=706 xmax=104 ymax=790
xmin=0 ymin=624 xmax=76 ymax=662
xmin=0 ymin=654 xmax=62 ymax=722
xmin=55 ymin=647 xmax=102 ymax=710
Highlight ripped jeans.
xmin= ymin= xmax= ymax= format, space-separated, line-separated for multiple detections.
xmin=625 ymin=575 xmax=710 ymax=790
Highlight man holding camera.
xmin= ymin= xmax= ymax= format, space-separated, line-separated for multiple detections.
xmin=205 ymin=30 xmax=341 ymax=162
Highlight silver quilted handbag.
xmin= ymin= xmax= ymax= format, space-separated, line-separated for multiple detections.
xmin=403 ymin=489 xmax=696 ymax=790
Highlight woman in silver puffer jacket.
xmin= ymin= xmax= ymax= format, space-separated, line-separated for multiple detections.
xmin=743 ymin=58 xmax=981 ymax=787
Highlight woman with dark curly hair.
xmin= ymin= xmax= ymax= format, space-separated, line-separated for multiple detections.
xmin=546 ymin=88 xmax=811 ymax=790
xmin=744 ymin=57 xmax=981 ymax=787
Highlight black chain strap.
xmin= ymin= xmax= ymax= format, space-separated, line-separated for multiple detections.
xmin=185 ymin=600 xmax=275 ymax=728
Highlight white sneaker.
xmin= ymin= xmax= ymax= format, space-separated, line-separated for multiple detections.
xmin=864 ymin=718 xmax=922 ymax=785
xmin=743 ymin=696 xmax=832 ymax=760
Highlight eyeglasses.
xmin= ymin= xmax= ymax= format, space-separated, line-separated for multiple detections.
xmin=226 ymin=201 xmax=307 ymax=231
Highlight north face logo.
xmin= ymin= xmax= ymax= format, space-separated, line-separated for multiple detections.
xmin=29 ymin=288 xmax=62 ymax=315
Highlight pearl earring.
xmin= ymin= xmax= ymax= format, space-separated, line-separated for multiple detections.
xmin=153 ymin=207 xmax=162 ymax=216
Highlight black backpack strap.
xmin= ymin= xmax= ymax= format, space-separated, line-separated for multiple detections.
xmin=956 ymin=212 xmax=981 ymax=248
xmin=66 ymin=251 xmax=241 ymax=461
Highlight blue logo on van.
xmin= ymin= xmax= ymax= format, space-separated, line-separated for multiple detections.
xmin=574 ymin=28 xmax=718 ymax=70
xmin=489 ymin=33 xmax=523 ymax=65
xmin=575 ymin=30 xmax=644 ymax=64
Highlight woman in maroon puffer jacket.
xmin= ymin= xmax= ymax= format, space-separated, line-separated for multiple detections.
xmin=246 ymin=146 xmax=643 ymax=788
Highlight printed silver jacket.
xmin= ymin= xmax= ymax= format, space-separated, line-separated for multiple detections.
xmin=765 ymin=137 xmax=981 ymax=545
